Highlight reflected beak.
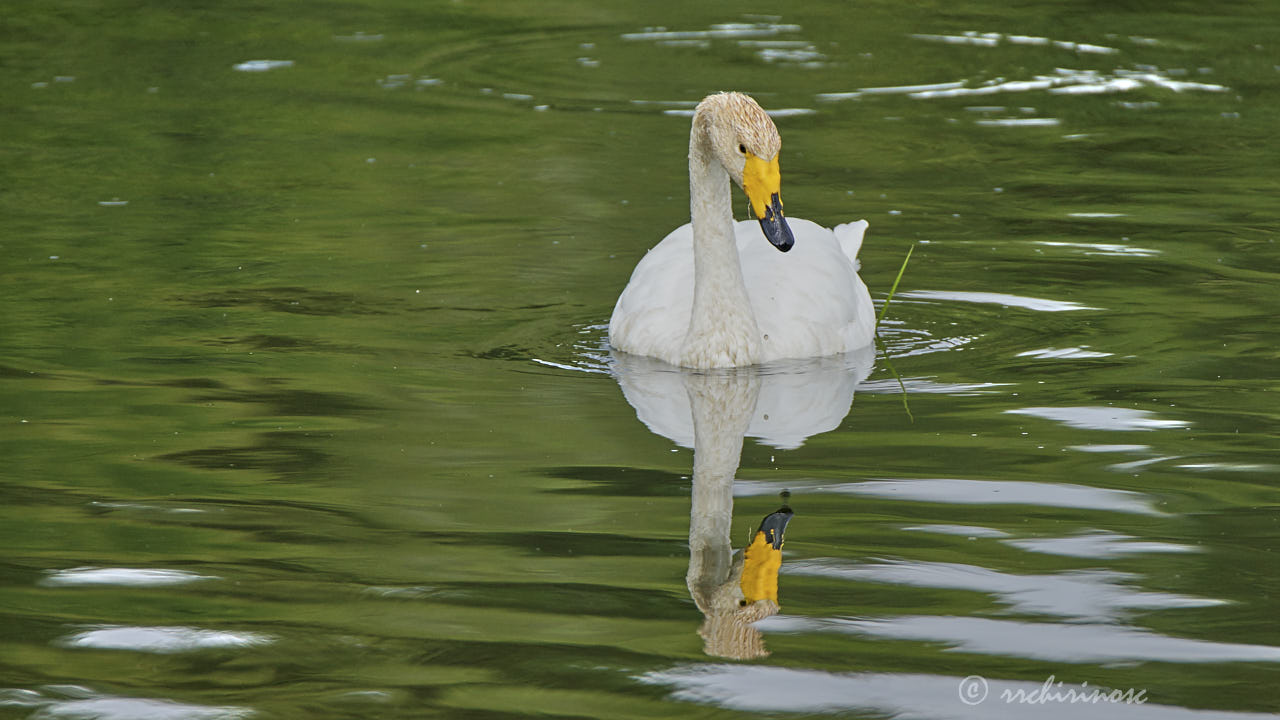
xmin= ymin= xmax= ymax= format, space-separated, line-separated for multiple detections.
xmin=743 ymin=153 xmax=794 ymax=252
xmin=739 ymin=505 xmax=794 ymax=604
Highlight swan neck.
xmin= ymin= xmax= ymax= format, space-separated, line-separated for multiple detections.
xmin=683 ymin=126 xmax=761 ymax=368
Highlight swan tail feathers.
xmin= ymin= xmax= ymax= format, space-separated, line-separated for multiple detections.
xmin=833 ymin=220 xmax=869 ymax=270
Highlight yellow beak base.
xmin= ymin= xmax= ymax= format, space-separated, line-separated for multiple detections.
xmin=740 ymin=506 xmax=794 ymax=604
xmin=743 ymin=153 xmax=782 ymax=221
xmin=740 ymin=531 xmax=783 ymax=604
xmin=742 ymin=153 xmax=794 ymax=252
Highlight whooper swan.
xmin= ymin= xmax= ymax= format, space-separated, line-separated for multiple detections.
xmin=608 ymin=91 xmax=875 ymax=369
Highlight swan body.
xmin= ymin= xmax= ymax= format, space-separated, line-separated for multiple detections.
xmin=611 ymin=219 xmax=875 ymax=368
xmin=608 ymin=91 xmax=875 ymax=369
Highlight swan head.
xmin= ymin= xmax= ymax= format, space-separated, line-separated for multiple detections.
xmin=692 ymin=504 xmax=793 ymax=659
xmin=694 ymin=92 xmax=795 ymax=252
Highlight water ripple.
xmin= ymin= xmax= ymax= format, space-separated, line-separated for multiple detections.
xmin=0 ymin=686 xmax=251 ymax=719
xmin=1034 ymin=241 xmax=1161 ymax=257
xmin=898 ymin=67 xmax=1229 ymax=100
xmin=912 ymin=31 xmax=1119 ymax=54
xmin=640 ymin=665 xmax=1280 ymax=718
xmin=1006 ymin=531 xmax=1198 ymax=558
xmin=232 ymin=59 xmax=293 ymax=73
xmin=1016 ymin=346 xmax=1114 ymax=359
xmin=40 ymin=567 xmax=217 ymax=588
xmin=899 ymin=290 xmax=1100 ymax=312
xmin=816 ymin=81 xmax=967 ymax=101
xmin=621 ymin=21 xmax=802 ymax=42
xmin=59 ymin=626 xmax=272 ymax=653
xmin=738 ymin=478 xmax=1162 ymax=515
xmin=786 ymin=558 xmax=1223 ymax=620
xmin=760 ymin=615 xmax=1280 ymax=664
xmin=902 ymin=524 xmax=1012 ymax=538
xmin=1007 ymin=406 xmax=1189 ymax=431
xmin=975 ymin=117 xmax=1061 ymax=127
xmin=622 ymin=18 xmax=827 ymax=67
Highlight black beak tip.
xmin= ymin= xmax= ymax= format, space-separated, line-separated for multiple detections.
xmin=758 ymin=194 xmax=794 ymax=253
xmin=773 ymin=221 xmax=795 ymax=253
xmin=758 ymin=506 xmax=794 ymax=549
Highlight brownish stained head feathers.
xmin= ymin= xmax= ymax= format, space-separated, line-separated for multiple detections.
xmin=693 ymin=91 xmax=782 ymax=160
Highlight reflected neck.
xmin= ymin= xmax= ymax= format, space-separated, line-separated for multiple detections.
xmin=686 ymin=372 xmax=760 ymax=607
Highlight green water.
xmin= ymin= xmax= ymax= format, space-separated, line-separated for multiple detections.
xmin=3 ymin=1 xmax=1279 ymax=717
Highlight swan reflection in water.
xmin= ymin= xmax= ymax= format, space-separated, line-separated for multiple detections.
xmin=611 ymin=345 xmax=874 ymax=658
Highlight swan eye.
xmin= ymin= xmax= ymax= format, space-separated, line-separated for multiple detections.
xmin=738 ymin=143 xmax=747 ymax=154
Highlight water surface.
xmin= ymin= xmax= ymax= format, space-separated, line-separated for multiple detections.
xmin=2 ymin=1 xmax=1278 ymax=718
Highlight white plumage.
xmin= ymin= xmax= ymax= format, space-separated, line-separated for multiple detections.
xmin=610 ymin=218 xmax=875 ymax=367
xmin=607 ymin=91 xmax=875 ymax=368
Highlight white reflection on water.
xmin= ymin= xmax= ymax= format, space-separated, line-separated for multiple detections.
xmin=1108 ymin=456 xmax=1182 ymax=472
xmin=640 ymin=665 xmax=1280 ymax=718
xmin=623 ymin=19 xmax=826 ymax=66
xmin=621 ymin=22 xmax=801 ymax=41
xmin=59 ymin=626 xmax=272 ymax=654
xmin=1052 ymin=70 xmax=1229 ymax=95
xmin=1007 ymin=406 xmax=1189 ymax=431
xmin=41 ymin=567 xmax=217 ymax=587
xmin=902 ymin=524 xmax=1012 ymax=538
xmin=748 ymin=42 xmax=824 ymax=65
xmin=2 ymin=685 xmax=251 ymax=720
xmin=857 ymin=378 xmax=1010 ymax=394
xmin=912 ymin=31 xmax=999 ymax=47
xmin=1070 ymin=444 xmax=1153 ymax=453
xmin=34 ymin=698 xmax=250 ymax=719
xmin=88 ymin=501 xmax=206 ymax=514
xmin=975 ymin=118 xmax=1061 ymax=127
xmin=866 ymin=327 xmax=983 ymax=359
xmin=913 ymin=77 xmax=1062 ymax=98
xmin=628 ymin=99 xmax=698 ymax=108
xmin=1035 ymin=241 xmax=1161 ymax=257
xmin=898 ymin=290 xmax=1100 ymax=312
xmin=611 ymin=348 xmax=874 ymax=450
xmin=737 ymin=478 xmax=1162 ymax=515
xmin=816 ymin=81 xmax=967 ymax=101
xmin=1006 ymin=530 xmax=1197 ymax=558
xmin=1177 ymin=462 xmax=1280 ymax=473
xmin=231 ymin=59 xmax=293 ymax=72
xmin=1016 ymin=346 xmax=1114 ymax=359
xmin=761 ymin=108 xmax=818 ymax=117
xmin=759 ymin=615 xmax=1280 ymax=664
xmin=661 ymin=107 xmax=817 ymax=119
xmin=910 ymin=30 xmax=1119 ymax=54
xmin=888 ymin=67 xmax=1230 ymax=101
xmin=785 ymin=558 xmax=1223 ymax=620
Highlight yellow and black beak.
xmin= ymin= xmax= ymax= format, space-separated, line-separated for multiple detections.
xmin=742 ymin=153 xmax=794 ymax=252
xmin=739 ymin=504 xmax=794 ymax=604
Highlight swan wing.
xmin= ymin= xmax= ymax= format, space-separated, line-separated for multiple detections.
xmin=737 ymin=218 xmax=875 ymax=362
xmin=608 ymin=224 xmax=695 ymax=365
xmin=610 ymin=219 xmax=875 ymax=365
